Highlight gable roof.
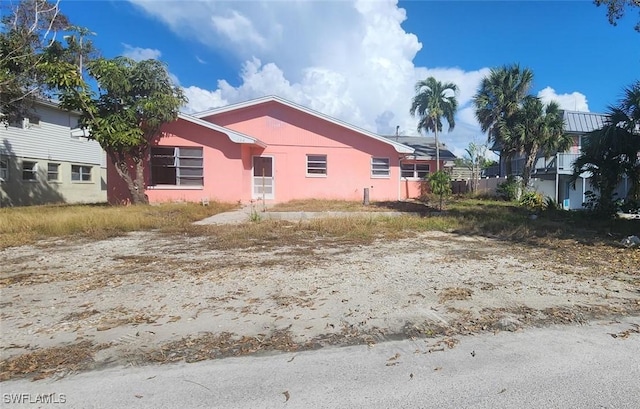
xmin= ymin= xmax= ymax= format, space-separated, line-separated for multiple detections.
xmin=193 ymin=96 xmax=414 ymax=154
xmin=177 ymin=112 xmax=267 ymax=147
xmin=381 ymin=136 xmax=456 ymax=160
xmin=563 ymin=110 xmax=607 ymax=134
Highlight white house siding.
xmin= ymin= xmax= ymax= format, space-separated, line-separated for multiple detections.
xmin=0 ymin=102 xmax=107 ymax=206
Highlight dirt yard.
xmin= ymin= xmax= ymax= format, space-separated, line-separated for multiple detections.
xmin=1 ymin=226 xmax=639 ymax=380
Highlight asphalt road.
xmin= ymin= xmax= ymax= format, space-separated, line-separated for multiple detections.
xmin=2 ymin=318 xmax=639 ymax=409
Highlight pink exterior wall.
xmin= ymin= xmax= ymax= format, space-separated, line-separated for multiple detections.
xmin=107 ymin=118 xmax=255 ymax=204
xmin=205 ymin=101 xmax=404 ymax=203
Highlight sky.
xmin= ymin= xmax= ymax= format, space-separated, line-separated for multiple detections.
xmin=48 ymin=0 xmax=639 ymax=158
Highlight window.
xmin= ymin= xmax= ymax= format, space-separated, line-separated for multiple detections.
xmin=151 ymin=146 xmax=203 ymax=186
xmin=26 ymin=115 xmax=40 ymax=127
xmin=0 ymin=158 xmax=8 ymax=181
xmin=47 ymin=163 xmax=60 ymax=181
xmin=306 ymin=154 xmax=327 ymax=176
xmin=22 ymin=161 xmax=37 ymax=181
xmin=401 ymin=163 xmax=430 ymax=179
xmin=371 ymin=157 xmax=390 ymax=177
xmin=71 ymin=165 xmax=92 ymax=182
xmin=0 ymin=158 xmax=7 ymax=181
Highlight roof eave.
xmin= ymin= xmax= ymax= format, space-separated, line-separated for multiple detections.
xmin=177 ymin=113 xmax=266 ymax=148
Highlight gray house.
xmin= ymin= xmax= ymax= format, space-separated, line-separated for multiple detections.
xmin=495 ymin=110 xmax=631 ymax=209
xmin=0 ymin=100 xmax=107 ymax=206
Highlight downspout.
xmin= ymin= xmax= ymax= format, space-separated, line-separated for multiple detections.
xmin=398 ymin=156 xmax=402 ymax=201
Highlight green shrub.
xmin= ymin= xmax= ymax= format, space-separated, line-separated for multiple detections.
xmin=519 ymin=191 xmax=543 ymax=209
xmin=496 ymin=176 xmax=520 ymax=201
xmin=428 ymin=171 xmax=452 ymax=211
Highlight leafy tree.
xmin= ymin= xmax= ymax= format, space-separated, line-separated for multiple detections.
xmin=510 ymin=97 xmax=572 ymax=189
xmin=0 ymin=0 xmax=83 ymax=123
xmin=60 ymin=57 xmax=187 ymax=204
xmin=410 ymin=77 xmax=458 ymax=172
xmin=428 ymin=170 xmax=452 ymax=211
xmin=454 ymin=142 xmax=490 ymax=193
xmin=594 ymin=0 xmax=640 ymax=32
xmin=473 ymin=64 xmax=533 ymax=176
xmin=572 ymin=81 xmax=640 ymax=215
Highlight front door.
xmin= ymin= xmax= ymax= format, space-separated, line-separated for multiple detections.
xmin=252 ymin=156 xmax=274 ymax=200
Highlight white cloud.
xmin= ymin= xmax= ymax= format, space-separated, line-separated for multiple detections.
xmin=537 ymin=86 xmax=589 ymax=112
xmin=211 ymin=10 xmax=267 ymax=50
xmin=121 ymin=43 xmax=162 ymax=61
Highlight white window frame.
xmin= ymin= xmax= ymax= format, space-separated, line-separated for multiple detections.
xmin=47 ymin=163 xmax=60 ymax=181
xmin=150 ymin=146 xmax=204 ymax=187
xmin=401 ymin=162 xmax=430 ymax=179
xmin=371 ymin=157 xmax=390 ymax=178
xmin=306 ymin=154 xmax=327 ymax=177
xmin=71 ymin=165 xmax=92 ymax=182
xmin=22 ymin=161 xmax=37 ymax=181
xmin=0 ymin=157 xmax=8 ymax=182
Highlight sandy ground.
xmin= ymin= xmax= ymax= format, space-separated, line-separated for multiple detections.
xmin=1 ymin=227 xmax=639 ymax=380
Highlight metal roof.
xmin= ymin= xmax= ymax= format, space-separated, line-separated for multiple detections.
xmin=562 ymin=110 xmax=607 ymax=134
xmin=381 ymin=136 xmax=457 ymax=160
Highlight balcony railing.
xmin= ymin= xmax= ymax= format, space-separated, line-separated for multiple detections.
xmin=534 ymin=153 xmax=580 ymax=174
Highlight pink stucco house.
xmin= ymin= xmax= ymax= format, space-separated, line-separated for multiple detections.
xmin=108 ymin=96 xmax=452 ymax=204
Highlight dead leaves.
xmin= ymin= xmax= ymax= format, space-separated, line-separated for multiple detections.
xmin=0 ymin=341 xmax=109 ymax=381
xmin=608 ymin=323 xmax=640 ymax=339
xmin=385 ymin=352 xmax=401 ymax=366
xmin=438 ymin=287 xmax=473 ymax=303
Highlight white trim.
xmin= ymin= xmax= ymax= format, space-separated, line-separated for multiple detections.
xmin=252 ymin=155 xmax=275 ymax=200
xmin=177 ymin=113 xmax=267 ymax=147
xmin=371 ymin=157 xmax=391 ymax=178
xmin=306 ymin=154 xmax=327 ymax=177
xmin=147 ymin=185 xmax=203 ymax=190
xmin=193 ymin=96 xmax=414 ymax=154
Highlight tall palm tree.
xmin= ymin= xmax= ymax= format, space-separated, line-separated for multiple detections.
xmin=473 ymin=64 xmax=533 ymax=175
xmin=410 ymin=77 xmax=458 ymax=171
xmin=510 ymin=97 xmax=571 ymax=188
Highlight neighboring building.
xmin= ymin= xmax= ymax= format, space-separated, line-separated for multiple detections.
xmin=0 ymin=100 xmax=107 ymax=206
xmin=108 ymin=96 xmax=455 ymax=205
xmin=494 ymin=110 xmax=630 ymax=209
xmin=382 ymin=136 xmax=456 ymax=199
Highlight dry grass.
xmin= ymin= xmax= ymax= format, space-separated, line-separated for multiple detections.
xmin=269 ymin=199 xmax=389 ymax=212
xmin=438 ymin=287 xmax=474 ymax=303
xmin=188 ymin=215 xmax=460 ymax=251
xmin=0 ymin=201 xmax=236 ymax=249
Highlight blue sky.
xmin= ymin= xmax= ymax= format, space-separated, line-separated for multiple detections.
xmin=57 ymin=0 xmax=638 ymax=157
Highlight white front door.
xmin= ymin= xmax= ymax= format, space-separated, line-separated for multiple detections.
xmin=252 ymin=156 xmax=274 ymax=200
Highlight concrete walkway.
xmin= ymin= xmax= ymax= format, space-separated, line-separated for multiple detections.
xmin=194 ymin=205 xmax=409 ymax=225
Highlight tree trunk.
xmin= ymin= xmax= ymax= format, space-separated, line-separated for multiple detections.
xmin=110 ymin=151 xmax=149 ymax=205
xmin=503 ymin=150 xmax=513 ymax=176
xmin=435 ymin=128 xmax=440 ymax=172
xmin=522 ymin=145 xmax=538 ymax=191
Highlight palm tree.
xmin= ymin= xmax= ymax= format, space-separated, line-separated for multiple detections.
xmin=572 ymin=81 xmax=640 ymax=214
xmin=473 ymin=64 xmax=533 ymax=176
xmin=510 ymin=96 xmax=572 ymax=189
xmin=410 ymin=77 xmax=458 ymax=171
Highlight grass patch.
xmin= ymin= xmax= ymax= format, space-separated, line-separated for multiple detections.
xmin=269 ymin=199 xmax=389 ymax=212
xmin=0 ymin=201 xmax=236 ymax=249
